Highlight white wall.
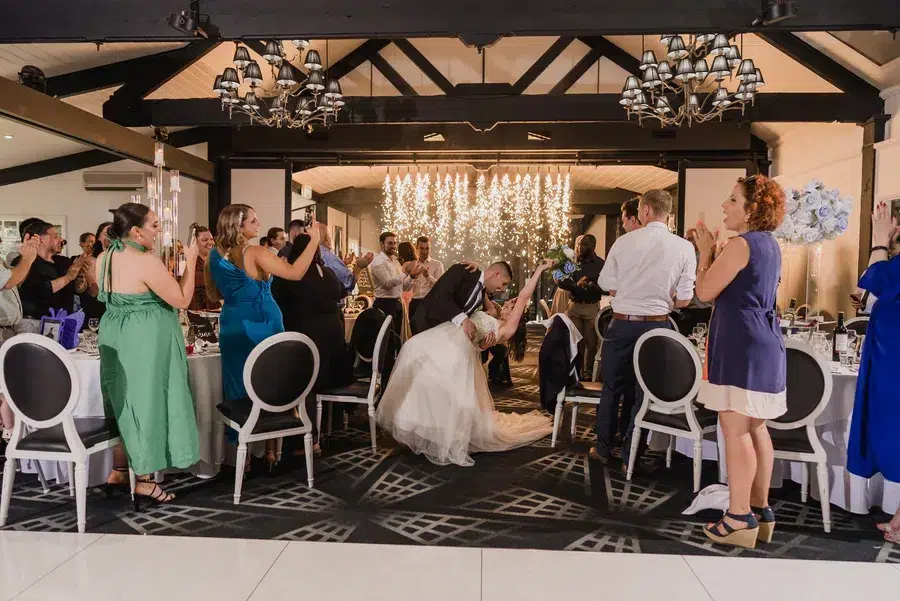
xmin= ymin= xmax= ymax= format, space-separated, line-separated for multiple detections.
xmin=230 ymin=168 xmax=286 ymax=243
xmin=876 ymin=87 xmax=900 ymax=204
xmin=684 ymin=168 xmax=747 ymax=238
xmin=0 ymin=143 xmax=208 ymax=250
xmin=585 ymin=215 xmax=607 ymax=259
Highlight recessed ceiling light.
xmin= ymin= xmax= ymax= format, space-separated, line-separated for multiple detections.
xmin=3 ymin=135 xmax=13 ymax=140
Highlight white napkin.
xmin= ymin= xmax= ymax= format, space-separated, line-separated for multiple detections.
xmin=682 ymin=484 xmax=730 ymax=515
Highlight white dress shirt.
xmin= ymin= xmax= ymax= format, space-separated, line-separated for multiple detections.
xmin=452 ymin=271 xmax=485 ymax=326
xmin=370 ymin=251 xmax=413 ymax=299
xmin=0 ymin=258 xmax=23 ymax=327
xmin=598 ymin=221 xmax=696 ymax=316
xmin=411 ymin=257 xmax=444 ymax=300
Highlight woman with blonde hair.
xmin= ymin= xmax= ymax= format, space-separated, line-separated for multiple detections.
xmin=206 ymin=204 xmax=320 ymax=468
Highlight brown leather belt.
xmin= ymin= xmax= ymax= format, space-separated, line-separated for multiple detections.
xmin=613 ymin=313 xmax=669 ymax=322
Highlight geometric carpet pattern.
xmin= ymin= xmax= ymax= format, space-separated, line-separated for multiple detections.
xmin=1 ymin=331 xmax=896 ymax=562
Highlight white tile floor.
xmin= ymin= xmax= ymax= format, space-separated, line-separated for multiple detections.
xmin=1 ymin=531 xmax=899 ymax=601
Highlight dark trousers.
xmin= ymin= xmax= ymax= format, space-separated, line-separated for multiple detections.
xmin=373 ymin=298 xmax=404 ymax=380
xmin=594 ymin=319 xmax=673 ymax=463
xmin=481 ymin=344 xmax=511 ymax=384
xmin=408 ymin=298 xmax=424 ymax=327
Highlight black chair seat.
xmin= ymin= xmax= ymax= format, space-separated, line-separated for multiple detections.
xmin=566 ymin=382 xmax=603 ymax=399
xmin=17 ymin=418 xmax=119 ymax=453
xmin=642 ymin=405 xmax=718 ymax=432
xmin=321 ymin=380 xmax=374 ymax=398
xmin=769 ymin=427 xmax=815 ymax=454
xmin=217 ymin=399 xmax=305 ymax=434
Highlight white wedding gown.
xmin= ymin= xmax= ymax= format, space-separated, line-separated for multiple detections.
xmin=375 ymin=311 xmax=552 ymax=466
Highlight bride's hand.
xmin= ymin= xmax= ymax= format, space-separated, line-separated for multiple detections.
xmin=459 ymin=260 xmax=480 ymax=273
xmin=538 ymin=258 xmax=555 ymax=271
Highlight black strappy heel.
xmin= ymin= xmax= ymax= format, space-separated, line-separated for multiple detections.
xmin=751 ymin=505 xmax=776 ymax=543
xmin=103 ymin=466 xmax=131 ymax=499
xmin=703 ymin=511 xmax=760 ymax=549
xmin=133 ymin=478 xmax=175 ymax=511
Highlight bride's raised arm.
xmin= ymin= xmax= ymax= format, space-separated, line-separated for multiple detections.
xmin=497 ymin=258 xmax=554 ymax=342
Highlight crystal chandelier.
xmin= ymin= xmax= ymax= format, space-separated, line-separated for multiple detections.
xmin=620 ymin=34 xmax=765 ymax=126
xmin=212 ymin=40 xmax=344 ymax=129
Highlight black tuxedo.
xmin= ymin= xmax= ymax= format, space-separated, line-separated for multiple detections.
xmin=410 ymin=264 xmax=484 ymax=335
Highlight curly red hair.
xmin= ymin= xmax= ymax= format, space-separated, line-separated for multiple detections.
xmin=738 ymin=175 xmax=786 ymax=232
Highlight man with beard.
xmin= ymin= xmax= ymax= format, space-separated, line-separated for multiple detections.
xmin=557 ymin=234 xmax=606 ymax=379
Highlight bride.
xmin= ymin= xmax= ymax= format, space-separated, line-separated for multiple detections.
xmin=376 ymin=258 xmax=555 ymax=466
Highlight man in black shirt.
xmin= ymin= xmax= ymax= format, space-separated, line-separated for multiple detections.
xmin=15 ymin=220 xmax=84 ymax=318
xmin=557 ymin=234 xmax=606 ymax=379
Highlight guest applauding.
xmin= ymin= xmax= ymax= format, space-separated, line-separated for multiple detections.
xmin=95 ymin=203 xmax=201 ymax=505
xmin=17 ymin=220 xmax=85 ymax=318
xmin=81 ymin=221 xmax=113 ymax=322
xmin=848 ymin=202 xmax=900 ymax=543
xmin=206 ymin=204 xmax=321 ymax=466
xmin=185 ymin=224 xmax=219 ymax=311
xmin=694 ymin=175 xmax=787 ymax=549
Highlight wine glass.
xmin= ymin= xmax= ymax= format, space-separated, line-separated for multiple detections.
xmin=185 ymin=325 xmax=197 ymax=354
xmin=695 ymin=322 xmax=708 ymax=338
xmin=811 ymin=332 xmax=830 ymax=360
xmin=87 ymin=318 xmax=100 ymax=351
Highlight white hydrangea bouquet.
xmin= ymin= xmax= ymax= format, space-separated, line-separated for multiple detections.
xmin=546 ymin=244 xmax=577 ymax=281
xmin=774 ymin=180 xmax=852 ymax=245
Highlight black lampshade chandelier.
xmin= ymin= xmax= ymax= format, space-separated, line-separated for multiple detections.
xmin=620 ymin=34 xmax=765 ymax=127
xmin=213 ymin=40 xmax=344 ymax=129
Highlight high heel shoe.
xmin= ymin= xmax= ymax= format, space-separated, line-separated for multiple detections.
xmin=133 ymin=479 xmax=175 ymax=511
xmin=103 ymin=466 xmax=131 ymax=499
xmin=752 ymin=505 xmax=776 ymax=543
xmin=703 ymin=511 xmax=760 ymax=549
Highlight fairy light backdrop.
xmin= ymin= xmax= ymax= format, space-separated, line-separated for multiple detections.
xmin=381 ymin=167 xmax=572 ymax=269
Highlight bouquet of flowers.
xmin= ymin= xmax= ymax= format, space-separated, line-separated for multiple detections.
xmin=546 ymin=244 xmax=578 ymax=281
xmin=774 ymin=180 xmax=852 ymax=245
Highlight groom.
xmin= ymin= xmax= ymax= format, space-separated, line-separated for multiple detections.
xmin=410 ymin=261 xmax=513 ymax=341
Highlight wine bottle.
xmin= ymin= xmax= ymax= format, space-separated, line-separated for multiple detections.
xmin=833 ymin=311 xmax=848 ymax=362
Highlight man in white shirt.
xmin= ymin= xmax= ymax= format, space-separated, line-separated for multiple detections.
xmin=408 ymin=236 xmax=444 ymax=323
xmin=621 ymin=197 xmax=642 ymax=233
xmin=593 ymin=189 xmax=697 ymax=470
xmin=371 ymin=231 xmax=422 ymax=378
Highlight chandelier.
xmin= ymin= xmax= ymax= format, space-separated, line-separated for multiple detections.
xmin=620 ymin=34 xmax=765 ymax=126
xmin=212 ymin=40 xmax=344 ymax=129
xmin=382 ymin=169 xmax=571 ymax=267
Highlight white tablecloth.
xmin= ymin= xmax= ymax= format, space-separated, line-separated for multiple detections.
xmin=671 ymin=363 xmax=900 ymax=515
xmin=22 ymin=351 xmax=225 ymax=487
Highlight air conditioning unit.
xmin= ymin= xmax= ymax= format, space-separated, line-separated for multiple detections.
xmin=82 ymin=171 xmax=149 ymax=191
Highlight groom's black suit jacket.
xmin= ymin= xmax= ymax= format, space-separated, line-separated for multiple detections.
xmin=410 ymin=264 xmax=483 ymax=335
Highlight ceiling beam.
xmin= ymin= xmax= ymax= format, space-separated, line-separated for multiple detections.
xmin=756 ymin=32 xmax=882 ymax=99
xmin=329 ymin=39 xmax=391 ymax=80
xmin=0 ymin=77 xmax=215 ymax=183
xmin=116 ymin=92 xmax=885 ymax=129
xmin=549 ymin=47 xmax=601 ymax=95
xmin=392 ymin=39 xmax=455 ymax=95
xmin=369 ymin=53 xmax=417 ymax=96
xmin=1 ymin=1 xmax=897 ymax=41
xmin=512 ymin=37 xmax=575 ymax=94
xmin=578 ymin=36 xmax=641 ymax=76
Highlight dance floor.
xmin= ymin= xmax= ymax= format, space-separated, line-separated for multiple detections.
xmin=1 ymin=331 xmax=897 ymax=563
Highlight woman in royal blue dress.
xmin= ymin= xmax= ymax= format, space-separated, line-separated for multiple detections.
xmin=693 ymin=175 xmax=787 ymax=549
xmin=206 ymin=204 xmax=321 ymax=468
xmin=848 ymin=201 xmax=900 ymax=543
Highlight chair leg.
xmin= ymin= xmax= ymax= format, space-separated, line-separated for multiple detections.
xmin=551 ymin=399 xmax=564 ymax=448
xmin=74 ymin=462 xmax=87 ymax=534
xmin=34 ymin=461 xmax=50 ymax=494
xmin=801 ymin=463 xmax=809 ymax=503
xmin=692 ymin=439 xmax=703 ymax=493
xmin=666 ymin=437 xmax=675 ymax=469
xmin=592 ymin=358 xmax=599 ymax=382
xmin=626 ymin=427 xmax=641 ymax=481
xmin=0 ymin=457 xmax=17 ymax=527
xmin=128 ymin=468 xmax=137 ymax=504
xmin=343 ymin=411 xmax=349 ymax=431
xmin=315 ymin=399 xmax=323 ymax=444
xmin=67 ymin=462 xmax=75 ymax=497
xmin=275 ymin=438 xmax=283 ymax=463
xmin=303 ymin=433 xmax=315 ymax=488
xmin=368 ymin=404 xmax=377 ymax=452
xmin=570 ymin=405 xmax=579 ymax=440
xmin=816 ymin=462 xmax=832 ymax=533
xmin=233 ymin=443 xmax=247 ymax=505
xmin=327 ymin=403 xmax=334 ymax=436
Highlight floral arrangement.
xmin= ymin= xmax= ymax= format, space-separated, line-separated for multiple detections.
xmin=546 ymin=244 xmax=577 ymax=281
xmin=774 ymin=180 xmax=852 ymax=245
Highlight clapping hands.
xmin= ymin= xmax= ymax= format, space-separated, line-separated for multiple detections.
xmin=692 ymin=222 xmax=718 ymax=260
xmin=872 ymin=201 xmax=899 ymax=249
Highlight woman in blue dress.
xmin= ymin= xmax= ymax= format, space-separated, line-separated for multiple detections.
xmin=693 ymin=175 xmax=787 ymax=549
xmin=848 ymin=201 xmax=900 ymax=543
xmin=206 ymin=204 xmax=321 ymax=468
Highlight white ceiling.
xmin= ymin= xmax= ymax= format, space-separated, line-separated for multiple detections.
xmin=0 ymin=42 xmax=185 ymax=80
xmin=0 ymin=116 xmax=90 ymax=169
xmin=293 ymin=164 xmax=677 ymax=195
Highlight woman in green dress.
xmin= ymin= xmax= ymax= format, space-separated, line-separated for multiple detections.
xmin=95 ymin=203 xmax=200 ymax=504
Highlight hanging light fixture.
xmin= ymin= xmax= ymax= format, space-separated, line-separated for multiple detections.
xmin=619 ymin=33 xmax=763 ymax=127
xmin=214 ymin=40 xmax=346 ymax=130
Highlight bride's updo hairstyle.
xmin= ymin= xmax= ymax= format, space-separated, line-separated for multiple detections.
xmin=737 ymin=175 xmax=786 ymax=232
xmin=109 ymin=202 xmax=151 ymax=242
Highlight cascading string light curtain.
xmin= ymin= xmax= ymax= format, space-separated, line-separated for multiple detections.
xmin=381 ymin=166 xmax=572 ymax=270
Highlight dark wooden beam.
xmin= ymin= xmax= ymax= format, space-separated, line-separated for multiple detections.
xmin=756 ymin=32 xmax=882 ymax=99
xmin=3 ymin=1 xmax=897 ymax=41
xmin=578 ymin=36 xmax=641 ymax=76
xmin=512 ymin=36 xmax=575 ymax=94
xmin=858 ymin=116 xmax=888 ymax=277
xmin=549 ymin=47 xmax=601 ymax=95
xmin=329 ymin=39 xmax=391 ymax=80
xmin=676 ymin=161 xmax=687 ymax=236
xmin=369 ymin=53 xmax=417 ymax=96
xmin=392 ymin=39 xmax=455 ymax=95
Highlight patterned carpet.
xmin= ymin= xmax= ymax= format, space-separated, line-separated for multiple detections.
xmin=2 ymin=330 xmax=897 ymax=563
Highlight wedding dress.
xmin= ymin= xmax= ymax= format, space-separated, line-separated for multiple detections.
xmin=375 ymin=311 xmax=552 ymax=466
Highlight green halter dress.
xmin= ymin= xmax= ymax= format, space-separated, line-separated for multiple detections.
xmin=98 ymin=239 xmax=199 ymax=475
